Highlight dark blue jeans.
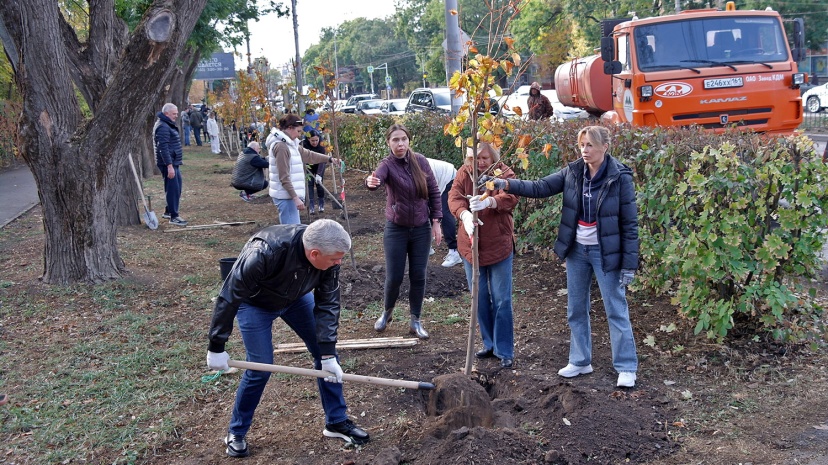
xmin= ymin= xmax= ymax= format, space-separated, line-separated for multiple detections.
xmin=228 ymin=293 xmax=349 ymax=436
xmin=192 ymin=126 xmax=202 ymax=146
xmin=159 ymin=165 xmax=182 ymax=218
xmin=383 ymin=221 xmax=431 ymax=317
xmin=440 ymin=180 xmax=457 ymax=250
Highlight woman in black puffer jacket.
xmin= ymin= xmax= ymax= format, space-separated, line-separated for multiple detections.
xmin=479 ymin=126 xmax=639 ymax=388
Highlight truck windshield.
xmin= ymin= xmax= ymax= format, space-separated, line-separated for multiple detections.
xmin=635 ymin=16 xmax=789 ymax=72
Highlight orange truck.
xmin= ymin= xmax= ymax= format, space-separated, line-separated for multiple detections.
xmin=554 ymin=3 xmax=807 ymax=134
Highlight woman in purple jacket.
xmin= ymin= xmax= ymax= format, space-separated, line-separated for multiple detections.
xmin=365 ymin=124 xmax=443 ymax=339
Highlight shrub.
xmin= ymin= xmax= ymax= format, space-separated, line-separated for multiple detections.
xmin=336 ymin=116 xmax=828 ymax=343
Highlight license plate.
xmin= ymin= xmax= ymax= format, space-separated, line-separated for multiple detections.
xmin=704 ymin=77 xmax=744 ymax=89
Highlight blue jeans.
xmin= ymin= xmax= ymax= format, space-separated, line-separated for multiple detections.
xmin=462 ymin=253 xmax=514 ymax=360
xmin=159 ymin=165 xmax=182 ymax=218
xmin=182 ymin=126 xmax=191 ymax=146
xmin=565 ymin=244 xmax=638 ymax=372
xmin=383 ymin=221 xmax=431 ymax=317
xmin=441 ymin=180 xmax=457 ymax=250
xmin=228 ymin=293 xmax=348 ymax=436
xmin=192 ymin=126 xmax=202 ymax=146
xmin=273 ymin=198 xmax=300 ymax=224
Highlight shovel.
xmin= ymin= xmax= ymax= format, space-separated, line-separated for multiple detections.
xmin=228 ymin=360 xmax=435 ymax=390
xmin=127 ymin=153 xmax=159 ymax=230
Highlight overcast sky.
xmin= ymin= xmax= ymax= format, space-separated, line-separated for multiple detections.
xmin=234 ymin=1 xmax=398 ymax=71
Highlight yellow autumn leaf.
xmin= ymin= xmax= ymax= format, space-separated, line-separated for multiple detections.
xmin=520 ymin=157 xmax=529 ymax=170
xmin=450 ymin=9 xmax=458 ymax=15
xmin=543 ymin=143 xmax=552 ymax=159
xmin=469 ymin=45 xmax=478 ymax=54
xmin=454 ymin=136 xmax=463 ymax=148
xmin=512 ymin=52 xmax=521 ymax=67
xmin=493 ymin=168 xmax=503 ymax=176
xmin=504 ymin=37 xmax=515 ymax=48
xmin=486 ymin=180 xmax=495 ymax=191
xmin=513 ymin=106 xmax=523 ymax=117
xmin=491 ymin=84 xmax=503 ymax=97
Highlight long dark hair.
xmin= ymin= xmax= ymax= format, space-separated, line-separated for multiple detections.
xmin=385 ymin=124 xmax=428 ymax=199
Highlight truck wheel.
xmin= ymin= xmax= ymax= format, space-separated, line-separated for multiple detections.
xmin=806 ymin=96 xmax=822 ymax=113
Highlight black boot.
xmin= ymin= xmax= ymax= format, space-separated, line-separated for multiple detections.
xmin=409 ymin=316 xmax=429 ymax=339
xmin=374 ymin=308 xmax=393 ymax=332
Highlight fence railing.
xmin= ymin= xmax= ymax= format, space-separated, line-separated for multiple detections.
xmin=801 ymin=112 xmax=828 ymax=131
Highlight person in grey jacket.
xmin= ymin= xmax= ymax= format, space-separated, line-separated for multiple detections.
xmin=206 ymin=220 xmax=369 ymax=457
xmin=478 ymin=125 xmax=639 ymax=387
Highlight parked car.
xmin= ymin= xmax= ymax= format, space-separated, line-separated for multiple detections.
xmin=356 ymin=99 xmax=384 ymax=115
xmin=381 ymin=99 xmax=408 ymax=116
xmin=340 ymin=93 xmax=379 ymax=113
xmin=405 ymin=87 xmax=501 ymax=115
xmin=803 ymin=83 xmax=828 ymax=113
xmin=503 ymin=85 xmax=588 ymax=121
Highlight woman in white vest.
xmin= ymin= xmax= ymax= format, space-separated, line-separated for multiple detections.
xmin=266 ymin=114 xmax=340 ymax=224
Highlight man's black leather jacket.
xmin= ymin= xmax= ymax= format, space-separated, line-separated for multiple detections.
xmin=207 ymin=224 xmax=341 ymax=356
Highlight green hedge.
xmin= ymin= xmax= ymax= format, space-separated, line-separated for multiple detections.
xmin=336 ymin=114 xmax=828 ymax=344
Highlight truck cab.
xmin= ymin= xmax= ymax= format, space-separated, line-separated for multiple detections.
xmin=555 ymin=5 xmax=807 ymax=134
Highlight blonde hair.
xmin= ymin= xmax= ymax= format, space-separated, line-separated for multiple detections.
xmin=577 ymin=126 xmax=611 ymax=151
xmin=464 ymin=142 xmax=501 ymax=166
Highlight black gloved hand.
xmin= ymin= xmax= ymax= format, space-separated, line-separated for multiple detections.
xmin=477 ymin=175 xmax=507 ymax=192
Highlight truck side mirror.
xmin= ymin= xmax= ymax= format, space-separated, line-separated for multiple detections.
xmin=791 ymin=18 xmax=805 ymax=62
xmin=600 ymin=37 xmax=615 ymax=62
xmin=604 ymin=61 xmax=622 ymax=75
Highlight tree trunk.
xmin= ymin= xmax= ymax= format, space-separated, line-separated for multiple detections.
xmin=0 ymin=0 xmax=208 ymax=284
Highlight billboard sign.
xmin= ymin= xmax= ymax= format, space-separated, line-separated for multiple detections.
xmin=193 ymin=52 xmax=236 ymax=80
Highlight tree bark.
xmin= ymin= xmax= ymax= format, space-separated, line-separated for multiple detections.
xmin=0 ymin=0 xmax=208 ymax=284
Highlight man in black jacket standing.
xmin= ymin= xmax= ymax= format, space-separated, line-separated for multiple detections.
xmin=206 ymin=219 xmax=369 ymax=458
xmin=153 ymin=103 xmax=187 ymax=226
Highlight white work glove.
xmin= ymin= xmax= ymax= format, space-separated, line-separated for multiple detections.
xmin=469 ymin=195 xmax=494 ymax=212
xmin=320 ymin=357 xmax=343 ymax=383
xmin=460 ymin=210 xmax=482 ymax=237
xmin=315 ymin=174 xmax=323 ymax=185
xmin=619 ymin=269 xmax=635 ymax=287
xmin=207 ymin=351 xmax=230 ymax=371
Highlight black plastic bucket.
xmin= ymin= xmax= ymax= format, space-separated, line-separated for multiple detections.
xmin=219 ymin=257 xmax=237 ymax=281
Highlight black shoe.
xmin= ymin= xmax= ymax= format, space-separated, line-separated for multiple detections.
xmin=500 ymin=358 xmax=514 ymax=368
xmin=475 ymin=348 xmax=495 ymax=359
xmin=323 ymin=419 xmax=370 ymax=445
xmin=225 ymin=433 xmax=249 ymax=457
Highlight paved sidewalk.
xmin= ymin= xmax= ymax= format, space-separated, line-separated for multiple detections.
xmin=0 ymin=164 xmax=39 ymax=228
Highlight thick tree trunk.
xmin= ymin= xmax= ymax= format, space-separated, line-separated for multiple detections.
xmin=0 ymin=0 xmax=208 ymax=284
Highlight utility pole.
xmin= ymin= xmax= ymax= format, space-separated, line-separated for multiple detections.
xmin=444 ymin=0 xmax=462 ymax=114
xmin=291 ymin=0 xmax=305 ymax=114
xmin=334 ymin=32 xmax=340 ymax=100
xmin=421 ymin=55 xmax=427 ymax=87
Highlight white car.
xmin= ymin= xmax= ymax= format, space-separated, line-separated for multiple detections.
xmin=503 ymin=85 xmax=589 ymax=121
xmin=381 ymin=99 xmax=408 ymax=116
xmin=803 ymin=83 xmax=828 ymax=113
xmin=356 ymin=99 xmax=384 ymax=115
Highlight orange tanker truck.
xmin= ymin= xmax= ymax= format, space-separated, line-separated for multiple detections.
xmin=554 ymin=3 xmax=807 ymax=134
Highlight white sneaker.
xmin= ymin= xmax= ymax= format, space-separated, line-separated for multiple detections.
xmin=557 ymin=363 xmax=593 ymax=378
xmin=617 ymin=372 xmax=636 ymax=387
xmin=429 ymin=247 xmax=435 ymax=256
xmin=441 ymin=249 xmax=462 ymax=267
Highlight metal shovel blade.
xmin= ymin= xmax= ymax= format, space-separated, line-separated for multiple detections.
xmin=144 ymin=211 xmax=159 ymax=230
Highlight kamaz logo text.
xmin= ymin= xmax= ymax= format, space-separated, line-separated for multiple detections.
xmin=653 ymin=82 xmax=693 ymax=98
xmin=700 ymin=97 xmax=748 ymax=104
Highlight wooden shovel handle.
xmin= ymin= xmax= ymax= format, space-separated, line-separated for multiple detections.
xmin=228 ymin=360 xmax=434 ymax=390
